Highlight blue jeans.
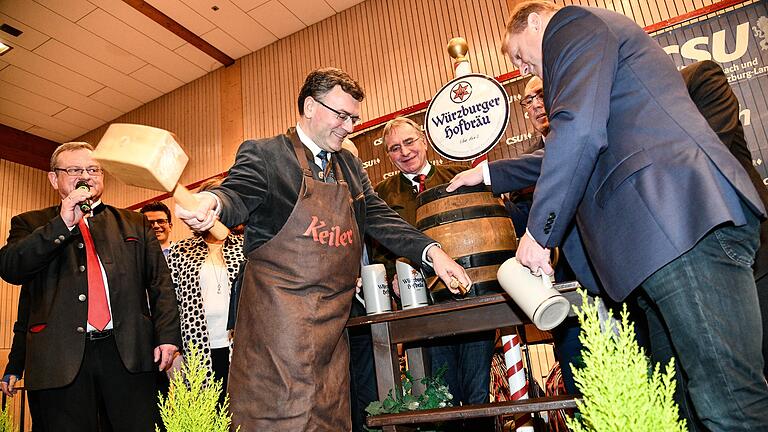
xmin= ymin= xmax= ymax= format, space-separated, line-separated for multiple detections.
xmin=551 ymin=318 xmax=583 ymax=395
xmin=429 ymin=331 xmax=495 ymax=430
xmin=429 ymin=331 xmax=495 ymax=405
xmin=638 ymin=211 xmax=768 ymax=431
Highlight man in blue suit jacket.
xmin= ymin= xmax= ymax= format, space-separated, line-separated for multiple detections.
xmin=451 ymin=2 xmax=768 ymax=430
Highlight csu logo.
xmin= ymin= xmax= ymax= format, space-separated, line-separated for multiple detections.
xmin=662 ymin=22 xmax=750 ymax=62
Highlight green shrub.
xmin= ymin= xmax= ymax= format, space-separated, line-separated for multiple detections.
xmin=568 ymin=290 xmax=686 ymax=432
xmin=0 ymin=404 xmax=16 ymax=432
xmin=365 ymin=365 xmax=452 ymax=431
xmin=156 ymin=345 xmax=239 ymax=432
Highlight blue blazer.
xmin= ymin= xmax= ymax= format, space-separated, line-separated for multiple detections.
xmin=491 ymin=6 xmax=764 ymax=301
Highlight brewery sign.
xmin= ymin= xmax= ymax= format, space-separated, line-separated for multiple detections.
xmin=424 ymin=73 xmax=510 ymax=161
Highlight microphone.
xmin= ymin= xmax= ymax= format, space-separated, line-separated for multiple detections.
xmin=75 ymin=180 xmax=92 ymax=213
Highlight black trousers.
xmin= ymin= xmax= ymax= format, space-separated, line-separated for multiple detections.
xmin=210 ymin=347 xmax=230 ymax=408
xmin=32 ymin=334 xmax=158 ymax=432
xmin=348 ymin=326 xmax=378 ymax=432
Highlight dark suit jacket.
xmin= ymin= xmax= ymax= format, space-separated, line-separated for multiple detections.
xmin=212 ymin=128 xmax=435 ymax=267
xmin=492 ymin=6 xmax=764 ymax=301
xmin=372 ymin=164 xmax=467 ymax=278
xmin=0 ymin=204 xmax=181 ymax=390
xmin=681 ymin=60 xmax=768 ymax=280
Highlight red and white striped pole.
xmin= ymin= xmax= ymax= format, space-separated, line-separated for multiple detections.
xmin=502 ymin=333 xmax=534 ymax=432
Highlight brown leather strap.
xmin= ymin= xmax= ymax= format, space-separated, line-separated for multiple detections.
xmin=287 ymin=129 xmax=314 ymax=198
xmin=329 ymin=153 xmax=347 ymax=185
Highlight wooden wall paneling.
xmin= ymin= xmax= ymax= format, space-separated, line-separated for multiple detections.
xmin=482 ymin=0 xmax=504 ymax=78
xmin=243 ymin=55 xmax=254 ymax=142
xmin=349 ymin=8 xmax=368 ymax=117
xmin=390 ymin=0 xmax=410 ymax=114
xmin=401 ymin=0 xmax=422 ymax=109
xmin=260 ymin=45 xmax=276 ymax=138
xmin=430 ymin=0 xmax=448 ymax=99
xmin=445 ymin=0 xmax=464 ymax=78
xmin=264 ymin=44 xmax=279 ymax=137
xmin=388 ymin=0 xmax=405 ymax=115
xmin=467 ymin=0 xmax=492 ymax=76
xmin=281 ymin=41 xmax=294 ymax=134
xmin=330 ymin=9 xmax=345 ymax=71
xmin=375 ymin=0 xmax=390 ymax=116
xmin=257 ymin=47 xmax=268 ymax=139
xmin=352 ymin=4 xmax=373 ymax=123
xmin=417 ymin=0 xmax=440 ymax=103
xmin=369 ymin=0 xmax=390 ymax=116
xmin=404 ymin=1 xmax=425 ymax=106
xmin=415 ymin=0 xmax=437 ymax=104
xmin=378 ymin=0 xmax=400 ymax=115
xmin=412 ymin=2 xmax=434 ymax=105
xmin=478 ymin=1 xmax=509 ymax=76
xmin=260 ymin=45 xmax=273 ymax=140
xmin=483 ymin=0 xmax=506 ymax=75
xmin=398 ymin=0 xmax=416 ymax=112
xmin=361 ymin=1 xmax=383 ymax=121
xmin=221 ymin=61 xmax=244 ymax=167
xmin=240 ymin=51 xmax=254 ymax=140
xmin=465 ymin=1 xmax=487 ymax=75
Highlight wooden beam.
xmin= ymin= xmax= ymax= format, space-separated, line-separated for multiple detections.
xmin=0 ymin=124 xmax=59 ymax=171
xmin=367 ymin=395 xmax=579 ymax=426
xmin=122 ymin=0 xmax=235 ymax=67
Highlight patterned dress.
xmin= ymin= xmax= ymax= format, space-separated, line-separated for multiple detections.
xmin=166 ymin=233 xmax=245 ymax=383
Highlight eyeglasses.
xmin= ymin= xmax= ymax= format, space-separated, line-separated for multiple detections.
xmin=387 ymin=136 xmax=422 ymax=154
xmin=54 ymin=167 xmax=103 ymax=176
xmin=315 ymin=98 xmax=362 ymax=126
xmin=520 ymin=91 xmax=544 ymax=109
xmin=148 ymin=218 xmax=169 ymax=226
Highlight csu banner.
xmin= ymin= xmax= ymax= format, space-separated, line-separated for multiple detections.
xmin=654 ymin=1 xmax=768 ymax=183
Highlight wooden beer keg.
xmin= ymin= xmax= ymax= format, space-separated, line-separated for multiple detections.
xmin=415 ymin=183 xmax=517 ymax=302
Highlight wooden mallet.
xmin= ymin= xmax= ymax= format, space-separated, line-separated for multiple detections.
xmin=93 ymin=123 xmax=229 ymax=240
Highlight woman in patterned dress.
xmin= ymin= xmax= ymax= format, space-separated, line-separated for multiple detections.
xmin=166 ymin=177 xmax=245 ymax=404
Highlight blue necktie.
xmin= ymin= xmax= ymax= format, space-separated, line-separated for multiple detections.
xmin=318 ymin=150 xmax=328 ymax=172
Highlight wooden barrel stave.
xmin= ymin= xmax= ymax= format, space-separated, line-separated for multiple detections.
xmin=416 ymin=184 xmax=517 ymax=301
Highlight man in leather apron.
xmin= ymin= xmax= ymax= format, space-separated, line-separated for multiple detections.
xmin=177 ymin=68 xmax=471 ymax=431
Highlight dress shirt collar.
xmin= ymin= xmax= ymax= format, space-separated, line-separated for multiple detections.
xmin=84 ymin=200 xmax=103 ymax=221
xmin=402 ymin=163 xmax=432 ymax=185
xmin=296 ymin=123 xmax=329 ymax=167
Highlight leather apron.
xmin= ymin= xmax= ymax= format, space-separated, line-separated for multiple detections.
xmin=228 ymin=132 xmax=361 ymax=431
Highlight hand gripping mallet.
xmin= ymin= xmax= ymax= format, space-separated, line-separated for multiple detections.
xmin=93 ymin=123 xmax=229 ymax=240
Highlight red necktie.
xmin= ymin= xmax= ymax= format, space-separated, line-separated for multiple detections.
xmin=78 ymin=219 xmax=111 ymax=331
xmin=416 ymin=174 xmax=427 ymax=193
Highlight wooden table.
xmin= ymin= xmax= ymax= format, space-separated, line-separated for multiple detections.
xmin=346 ymin=282 xmax=582 ymax=429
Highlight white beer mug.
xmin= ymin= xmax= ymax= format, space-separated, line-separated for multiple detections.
xmin=396 ymin=259 xmax=429 ymax=309
xmin=361 ymin=264 xmax=392 ymax=315
xmin=496 ymin=258 xmax=570 ymax=331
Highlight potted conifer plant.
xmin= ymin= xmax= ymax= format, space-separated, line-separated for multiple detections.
xmin=568 ymin=290 xmax=687 ymax=432
xmin=156 ymin=345 xmax=239 ymax=432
